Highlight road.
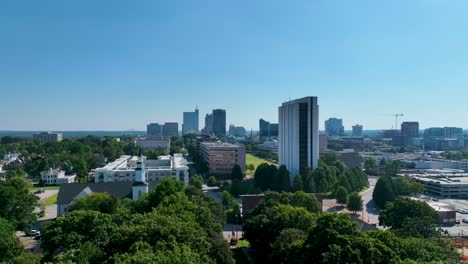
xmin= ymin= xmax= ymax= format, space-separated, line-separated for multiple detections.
xmin=360 ymin=177 xmax=379 ymax=224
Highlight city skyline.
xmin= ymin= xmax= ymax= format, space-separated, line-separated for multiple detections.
xmin=2 ymin=1 xmax=468 ymax=130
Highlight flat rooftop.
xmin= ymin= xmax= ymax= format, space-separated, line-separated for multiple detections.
xmin=200 ymin=142 xmax=244 ymax=148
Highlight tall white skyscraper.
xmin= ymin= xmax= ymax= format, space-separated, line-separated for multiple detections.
xmin=278 ymin=96 xmax=319 ymax=184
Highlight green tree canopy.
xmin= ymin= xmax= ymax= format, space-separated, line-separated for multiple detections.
xmin=347 ymin=192 xmax=363 ymax=213
xmin=379 ymin=197 xmax=439 ymax=238
xmin=230 ymin=164 xmax=244 ymax=181
xmin=335 ymin=186 xmax=349 ymax=205
xmin=0 ymin=218 xmax=24 ymax=262
xmin=0 ymin=178 xmax=38 ymax=231
xmin=68 ymin=192 xmax=121 ymax=214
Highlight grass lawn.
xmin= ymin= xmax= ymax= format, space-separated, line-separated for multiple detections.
xmin=41 ymin=193 xmax=58 ymax=206
xmin=245 ymin=153 xmax=277 ymax=175
xmin=246 ymin=153 xmax=277 ymax=167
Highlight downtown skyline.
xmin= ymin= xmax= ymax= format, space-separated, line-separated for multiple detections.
xmin=2 ymin=0 xmax=468 ymax=130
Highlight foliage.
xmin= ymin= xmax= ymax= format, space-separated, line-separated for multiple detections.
xmin=243 ymin=191 xmax=320 ymax=251
xmin=0 ymin=178 xmax=38 ymax=231
xmin=207 ymin=176 xmax=218 ymax=187
xmin=364 ymin=157 xmax=377 ymax=175
xmin=230 ymin=164 xmax=244 ymax=181
xmin=379 ymin=197 xmax=439 ymax=238
xmin=373 ymin=176 xmax=424 ymax=208
xmin=68 ymin=192 xmax=121 ymax=214
xmin=0 ymin=218 xmax=23 ymax=262
xmin=347 ymin=192 xmax=363 ymax=213
xmin=373 ymin=177 xmax=395 ymax=208
xmin=189 ymin=175 xmax=203 ymax=189
xmin=335 ymin=186 xmax=349 ymax=205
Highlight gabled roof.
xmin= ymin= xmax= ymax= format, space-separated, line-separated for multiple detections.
xmin=57 ymin=182 xmax=158 ymax=205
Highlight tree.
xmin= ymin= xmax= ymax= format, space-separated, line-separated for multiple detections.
xmin=68 ymin=193 xmax=121 ymax=214
xmin=335 ymin=186 xmax=349 ymax=205
xmin=247 ymin=164 xmax=255 ymax=173
xmin=272 ymin=229 xmax=307 ymax=264
xmin=221 ymin=191 xmax=237 ymax=209
xmin=379 ymin=197 xmax=439 ymax=238
xmin=0 ymin=178 xmax=38 ymax=231
xmin=293 ymin=174 xmax=304 ymax=192
xmin=230 ymin=164 xmax=244 ymax=181
xmin=244 ymin=204 xmax=316 ymax=250
xmin=207 ymin=176 xmax=218 ymax=187
xmin=189 ymin=175 xmax=203 ymax=189
xmin=373 ymin=177 xmax=395 ymax=208
xmin=278 ymin=165 xmax=291 ymax=192
xmin=347 ymin=192 xmax=363 ymax=213
xmin=0 ymin=218 xmax=23 ymax=262
xmin=364 ymin=157 xmax=377 ymax=175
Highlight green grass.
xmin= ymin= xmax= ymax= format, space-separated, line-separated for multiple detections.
xmin=359 ymin=186 xmax=369 ymax=193
xmin=246 ymin=153 xmax=277 ymax=167
xmin=245 ymin=153 xmax=278 ymax=175
xmin=41 ymin=193 xmax=58 ymax=206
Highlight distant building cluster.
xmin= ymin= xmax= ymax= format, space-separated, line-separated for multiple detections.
xmin=228 ymin=125 xmax=246 ymax=137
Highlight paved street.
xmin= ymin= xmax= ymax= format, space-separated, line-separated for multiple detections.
xmin=360 ymin=177 xmax=379 ymax=224
xmin=35 ymin=189 xmax=59 ymax=202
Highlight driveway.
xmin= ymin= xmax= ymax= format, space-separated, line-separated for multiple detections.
xmin=360 ymin=177 xmax=379 ymax=224
xmin=35 ymin=190 xmax=59 ymax=202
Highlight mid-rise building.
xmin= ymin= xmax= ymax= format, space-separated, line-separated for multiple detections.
xmin=352 ymin=124 xmax=363 ymax=137
xmin=94 ymin=154 xmax=189 ymax=186
xmin=228 ymin=125 xmax=246 ymax=137
xmin=199 ymin=142 xmax=246 ymax=175
xmin=41 ymin=169 xmax=76 ymax=185
xmin=135 ymin=136 xmax=170 ymax=152
xmin=183 ymin=108 xmax=199 ymax=135
xmin=33 ymin=132 xmax=63 ymax=142
xmin=212 ymin=109 xmax=226 ymax=136
xmin=325 ymin=118 xmax=344 ymax=137
xmin=147 ymin=123 xmax=162 ymax=137
xmin=401 ymin=122 xmax=419 ymax=138
xmin=424 ymin=127 xmax=465 ymax=150
xmin=319 ymin=133 xmax=328 ymax=150
xmin=162 ymin=122 xmax=179 ymax=137
xmin=279 ymin=96 xmax=319 ymax=180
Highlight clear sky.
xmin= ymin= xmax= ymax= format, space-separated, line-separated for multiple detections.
xmin=1 ymin=0 xmax=468 ymax=131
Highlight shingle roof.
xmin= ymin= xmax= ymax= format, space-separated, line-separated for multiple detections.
xmin=57 ymin=182 xmax=158 ymax=205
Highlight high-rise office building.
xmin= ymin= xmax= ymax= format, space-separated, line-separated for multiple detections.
xmin=162 ymin=122 xmax=179 ymax=137
xmin=183 ymin=108 xmax=199 ymax=135
xmin=352 ymin=124 xmax=363 ymax=137
xmin=212 ymin=109 xmax=226 ymax=136
xmin=279 ymin=96 xmax=319 ymax=182
xmin=325 ymin=118 xmax=344 ymax=136
xmin=202 ymin=114 xmax=213 ymax=135
xmin=259 ymin=119 xmax=279 ymax=138
xmin=259 ymin=119 xmax=270 ymax=137
xmin=401 ymin=122 xmax=419 ymax=138
xmin=147 ymin=123 xmax=162 ymax=136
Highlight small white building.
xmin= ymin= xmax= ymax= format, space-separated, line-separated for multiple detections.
xmin=41 ymin=169 xmax=76 ymax=185
xmin=3 ymin=153 xmax=20 ymax=164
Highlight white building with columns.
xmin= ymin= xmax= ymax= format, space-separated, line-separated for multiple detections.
xmin=93 ymin=154 xmax=189 ymax=186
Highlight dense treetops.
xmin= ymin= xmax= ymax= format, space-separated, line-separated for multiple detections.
xmin=39 ymin=178 xmax=233 ymax=264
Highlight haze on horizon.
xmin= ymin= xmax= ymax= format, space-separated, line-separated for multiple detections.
xmin=1 ymin=0 xmax=468 ymax=131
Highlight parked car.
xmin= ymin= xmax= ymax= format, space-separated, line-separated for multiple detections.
xmin=26 ymin=230 xmax=40 ymax=236
xmin=462 ymin=218 xmax=468 ymax=224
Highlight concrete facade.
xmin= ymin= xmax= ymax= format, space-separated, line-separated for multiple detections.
xmin=200 ymin=142 xmax=246 ymax=175
xmin=279 ymin=96 xmax=319 ymax=181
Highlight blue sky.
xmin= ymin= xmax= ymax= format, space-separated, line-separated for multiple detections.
xmin=1 ymin=0 xmax=468 ymax=131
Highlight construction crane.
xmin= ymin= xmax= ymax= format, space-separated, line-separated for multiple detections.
xmin=383 ymin=114 xmax=404 ymax=129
